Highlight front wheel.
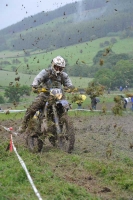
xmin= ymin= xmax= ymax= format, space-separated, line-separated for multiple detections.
xmin=26 ymin=133 xmax=43 ymax=153
xmin=58 ymin=115 xmax=75 ymax=153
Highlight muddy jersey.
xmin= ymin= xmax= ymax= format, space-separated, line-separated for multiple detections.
xmin=32 ymin=68 xmax=73 ymax=89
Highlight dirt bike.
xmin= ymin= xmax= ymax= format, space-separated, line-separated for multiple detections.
xmin=26 ymin=87 xmax=75 ymax=153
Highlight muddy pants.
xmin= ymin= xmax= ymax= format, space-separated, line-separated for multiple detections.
xmin=22 ymin=94 xmax=46 ymax=128
xmin=91 ymin=98 xmax=97 ymax=110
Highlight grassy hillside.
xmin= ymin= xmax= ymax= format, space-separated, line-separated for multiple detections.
xmin=0 ymin=37 xmax=132 ymax=76
xmin=0 ymin=70 xmax=92 ymax=88
xmin=112 ymin=38 xmax=133 ymax=55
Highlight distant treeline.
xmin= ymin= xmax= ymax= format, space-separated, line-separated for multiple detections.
xmin=0 ymin=11 xmax=133 ymax=52
xmin=0 ymin=0 xmax=106 ymax=34
xmin=0 ymin=0 xmax=132 ymax=52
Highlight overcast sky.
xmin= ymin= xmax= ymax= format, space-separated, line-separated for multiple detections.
xmin=0 ymin=0 xmax=80 ymax=30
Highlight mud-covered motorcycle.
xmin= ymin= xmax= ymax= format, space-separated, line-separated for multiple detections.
xmin=26 ymin=87 xmax=75 ymax=153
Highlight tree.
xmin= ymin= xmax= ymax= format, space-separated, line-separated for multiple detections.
xmin=94 ymin=68 xmax=114 ymax=89
xmin=110 ymin=37 xmax=117 ymax=44
xmin=24 ymin=51 xmax=30 ymax=57
xmin=0 ymin=95 xmax=5 ymax=103
xmin=93 ymin=49 xmax=114 ymax=65
xmin=93 ymin=60 xmax=133 ymax=89
xmin=4 ymin=85 xmax=31 ymax=102
xmin=111 ymin=60 xmax=133 ymax=89
xmin=68 ymin=64 xmax=90 ymax=77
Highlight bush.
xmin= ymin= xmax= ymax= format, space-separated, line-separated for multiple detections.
xmin=90 ymin=35 xmax=97 ymax=40
xmin=110 ymin=37 xmax=117 ymax=44
xmin=0 ymin=95 xmax=5 ymax=103
xmin=104 ymin=41 xmax=110 ymax=46
xmin=107 ymin=32 xmax=121 ymax=37
xmin=99 ymin=43 xmax=104 ymax=48
xmin=4 ymin=85 xmax=31 ymax=102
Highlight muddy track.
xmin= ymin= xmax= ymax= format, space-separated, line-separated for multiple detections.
xmin=1 ymin=113 xmax=133 ymax=159
xmin=1 ymin=113 xmax=133 ymax=199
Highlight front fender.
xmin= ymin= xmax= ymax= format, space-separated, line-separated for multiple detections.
xmin=57 ymin=99 xmax=70 ymax=109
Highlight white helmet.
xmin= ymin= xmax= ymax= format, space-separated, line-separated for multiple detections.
xmin=51 ymin=56 xmax=65 ymax=76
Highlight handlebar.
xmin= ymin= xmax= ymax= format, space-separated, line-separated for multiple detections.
xmin=32 ymin=87 xmax=48 ymax=93
xmin=63 ymin=87 xmax=78 ymax=93
xmin=32 ymin=86 xmax=78 ymax=94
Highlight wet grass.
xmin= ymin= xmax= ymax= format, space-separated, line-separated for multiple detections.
xmin=1 ymin=111 xmax=133 ymax=199
xmin=0 ymin=112 xmax=25 ymax=120
xmin=0 ymin=141 xmax=133 ymax=199
xmin=0 ymin=145 xmax=100 ymax=200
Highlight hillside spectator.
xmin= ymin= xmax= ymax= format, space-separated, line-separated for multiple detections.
xmin=107 ymin=88 xmax=110 ymax=94
xmin=125 ymin=86 xmax=128 ymax=91
xmin=120 ymin=95 xmax=130 ymax=109
xmin=131 ymin=97 xmax=133 ymax=111
xmin=77 ymin=102 xmax=82 ymax=109
xmin=119 ymin=86 xmax=123 ymax=92
xmin=123 ymin=98 xmax=128 ymax=109
xmin=91 ymin=97 xmax=100 ymax=110
xmin=125 ymin=97 xmax=131 ymax=108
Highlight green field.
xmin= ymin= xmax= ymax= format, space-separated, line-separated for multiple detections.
xmin=0 ymin=36 xmax=133 ymax=90
xmin=0 ymin=37 xmax=133 ymax=75
xmin=0 ymin=70 xmax=92 ymax=87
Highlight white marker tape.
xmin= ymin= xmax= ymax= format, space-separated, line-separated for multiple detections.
xmin=0 ymin=125 xmax=18 ymax=135
xmin=2 ymin=125 xmax=43 ymax=200
xmin=0 ymin=108 xmax=112 ymax=113
xmin=0 ymin=109 xmax=26 ymax=113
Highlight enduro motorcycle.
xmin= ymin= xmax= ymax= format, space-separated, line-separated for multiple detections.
xmin=26 ymin=87 xmax=75 ymax=153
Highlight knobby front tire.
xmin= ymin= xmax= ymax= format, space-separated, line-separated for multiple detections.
xmin=58 ymin=115 xmax=75 ymax=153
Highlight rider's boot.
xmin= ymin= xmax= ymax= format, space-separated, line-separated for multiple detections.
xmin=18 ymin=96 xmax=46 ymax=134
xmin=18 ymin=123 xmax=27 ymax=134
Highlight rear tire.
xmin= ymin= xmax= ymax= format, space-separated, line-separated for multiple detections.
xmin=58 ymin=115 xmax=75 ymax=153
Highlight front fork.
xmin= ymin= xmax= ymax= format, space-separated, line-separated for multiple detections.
xmin=52 ymin=104 xmax=62 ymax=134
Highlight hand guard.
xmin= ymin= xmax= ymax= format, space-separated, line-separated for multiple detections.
xmin=64 ymin=87 xmax=78 ymax=93
xmin=32 ymin=87 xmax=38 ymax=93
xmin=63 ymin=87 xmax=71 ymax=93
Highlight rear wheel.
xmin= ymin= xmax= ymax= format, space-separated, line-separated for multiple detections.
xmin=58 ymin=115 xmax=75 ymax=153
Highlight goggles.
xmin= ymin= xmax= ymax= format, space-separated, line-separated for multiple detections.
xmin=54 ymin=65 xmax=63 ymax=72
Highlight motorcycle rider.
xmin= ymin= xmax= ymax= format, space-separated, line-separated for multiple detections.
xmin=18 ymin=55 xmax=75 ymax=133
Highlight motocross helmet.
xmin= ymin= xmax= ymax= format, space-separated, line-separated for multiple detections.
xmin=51 ymin=56 xmax=65 ymax=76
